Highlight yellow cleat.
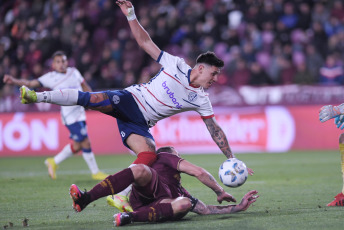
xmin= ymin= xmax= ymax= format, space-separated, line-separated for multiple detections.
xmin=45 ymin=158 xmax=58 ymax=179
xmin=107 ymin=195 xmax=133 ymax=212
xmin=92 ymin=171 xmax=109 ymax=180
xmin=20 ymin=86 xmax=37 ymax=104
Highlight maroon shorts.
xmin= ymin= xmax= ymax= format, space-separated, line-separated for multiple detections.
xmin=129 ymin=167 xmax=172 ymax=211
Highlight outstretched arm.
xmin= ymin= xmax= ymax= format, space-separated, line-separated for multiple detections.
xmin=3 ymin=74 xmax=41 ymax=88
xmin=192 ymin=190 xmax=258 ymax=215
xmin=203 ymin=117 xmax=254 ymax=175
xmin=116 ymin=0 xmax=161 ymax=61
xmin=179 ymin=159 xmax=236 ymax=203
xmin=203 ymin=117 xmax=233 ymax=158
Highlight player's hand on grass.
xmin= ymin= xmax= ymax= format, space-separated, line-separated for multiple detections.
xmin=319 ymin=104 xmax=344 ymax=122
xmin=217 ymin=190 xmax=236 ymax=204
xmin=236 ymin=190 xmax=258 ymax=212
xmin=335 ymin=115 xmax=344 ymax=130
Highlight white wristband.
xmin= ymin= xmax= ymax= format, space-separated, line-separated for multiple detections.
xmin=126 ymin=7 xmax=136 ymax=21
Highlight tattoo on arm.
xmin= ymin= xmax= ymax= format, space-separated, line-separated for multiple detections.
xmin=203 ymin=118 xmax=234 ymax=158
xmin=145 ymin=137 xmax=156 ymax=152
xmin=207 ymin=174 xmax=223 ymax=196
xmin=192 ymin=200 xmax=235 ymax=215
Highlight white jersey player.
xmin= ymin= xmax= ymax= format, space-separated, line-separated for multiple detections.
xmin=125 ymin=51 xmax=214 ymax=128
xmin=3 ymin=51 xmax=108 ymax=180
xmin=18 ymin=0 xmax=253 ymax=212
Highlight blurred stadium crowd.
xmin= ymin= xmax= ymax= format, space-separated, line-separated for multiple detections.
xmin=1 ymin=0 xmax=344 ymax=98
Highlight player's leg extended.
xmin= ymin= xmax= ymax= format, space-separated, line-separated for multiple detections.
xmin=45 ymin=126 xmax=81 ymax=180
xmin=45 ymin=143 xmax=78 ymax=179
xmin=70 ymin=164 xmax=151 ymax=212
xmin=20 ymin=87 xmax=113 ymax=114
xmin=79 ymin=137 xmax=109 ymax=180
xmin=328 ymin=134 xmax=344 ymax=206
xmin=108 ymin=134 xmax=157 ymax=211
xmin=114 ymin=197 xmax=192 ymax=226
xmin=127 ymin=134 xmax=157 ymax=166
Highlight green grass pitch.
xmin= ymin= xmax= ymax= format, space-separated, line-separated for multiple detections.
xmin=1 ymin=151 xmax=344 ymax=230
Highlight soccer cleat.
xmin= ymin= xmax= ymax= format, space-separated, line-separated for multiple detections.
xmin=45 ymin=158 xmax=58 ymax=179
xmin=69 ymin=184 xmax=90 ymax=212
xmin=327 ymin=192 xmax=344 ymax=206
xmin=113 ymin=212 xmax=133 ymax=227
xmin=92 ymin=171 xmax=109 ymax=180
xmin=20 ymin=86 xmax=37 ymax=104
xmin=107 ymin=195 xmax=133 ymax=212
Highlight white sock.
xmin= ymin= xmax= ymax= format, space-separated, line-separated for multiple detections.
xmin=82 ymin=152 xmax=99 ymax=174
xmin=118 ymin=184 xmax=132 ymax=197
xmin=36 ymin=89 xmax=78 ymax=105
xmin=54 ymin=144 xmax=74 ymax=165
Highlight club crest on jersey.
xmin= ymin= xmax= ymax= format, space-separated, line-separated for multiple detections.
xmin=188 ymin=92 xmax=197 ymax=102
xmin=113 ymin=95 xmax=120 ymax=104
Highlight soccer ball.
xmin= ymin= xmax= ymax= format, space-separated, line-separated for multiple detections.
xmin=219 ymin=158 xmax=248 ymax=188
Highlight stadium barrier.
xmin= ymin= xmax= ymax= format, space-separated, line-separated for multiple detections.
xmin=0 ymin=106 xmax=341 ymax=156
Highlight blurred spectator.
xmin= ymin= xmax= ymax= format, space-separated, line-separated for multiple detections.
xmin=0 ymin=0 xmax=344 ymax=104
xmin=293 ymin=62 xmax=315 ymax=85
xmin=227 ymin=58 xmax=250 ymax=88
xmin=319 ymin=54 xmax=344 ymax=85
xmin=249 ymin=61 xmax=273 ymax=86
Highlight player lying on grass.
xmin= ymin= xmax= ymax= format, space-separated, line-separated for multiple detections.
xmin=3 ymin=51 xmax=108 ymax=181
xmin=69 ymin=146 xmax=258 ymax=227
xmin=319 ymin=104 xmax=344 ymax=206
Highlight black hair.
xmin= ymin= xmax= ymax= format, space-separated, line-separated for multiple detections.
xmin=52 ymin=50 xmax=67 ymax=59
xmin=196 ymin=51 xmax=224 ymax=68
xmin=156 ymin=146 xmax=174 ymax=154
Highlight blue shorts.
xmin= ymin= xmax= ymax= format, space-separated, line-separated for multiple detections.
xmin=104 ymin=90 xmax=154 ymax=148
xmin=66 ymin=121 xmax=88 ymax=142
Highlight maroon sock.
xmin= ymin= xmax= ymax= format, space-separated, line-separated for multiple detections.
xmin=132 ymin=203 xmax=174 ymax=222
xmin=87 ymin=168 xmax=134 ymax=202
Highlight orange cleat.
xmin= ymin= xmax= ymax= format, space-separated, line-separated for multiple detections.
xmin=69 ymin=184 xmax=90 ymax=212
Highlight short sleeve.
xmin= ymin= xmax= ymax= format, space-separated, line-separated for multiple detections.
xmin=157 ymin=153 xmax=184 ymax=171
xmin=37 ymin=72 xmax=52 ymax=88
xmin=196 ymin=96 xmax=215 ymax=118
xmin=157 ymin=51 xmax=186 ymax=69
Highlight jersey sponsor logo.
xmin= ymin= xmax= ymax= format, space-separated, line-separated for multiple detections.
xmin=162 ymin=81 xmax=182 ymax=109
xmin=188 ymin=92 xmax=197 ymax=102
xmin=121 ymin=131 xmax=125 ymax=137
xmin=112 ymin=95 xmax=120 ymax=104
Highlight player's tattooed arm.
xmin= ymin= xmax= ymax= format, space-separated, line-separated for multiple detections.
xmin=192 ymin=200 xmax=236 ymax=215
xmin=192 ymin=191 xmax=258 ymax=215
xmin=203 ymin=117 xmax=234 ymax=158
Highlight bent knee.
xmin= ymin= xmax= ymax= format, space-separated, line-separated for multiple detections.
xmin=131 ymin=164 xmax=151 ymax=180
xmin=173 ymin=197 xmax=192 ymax=213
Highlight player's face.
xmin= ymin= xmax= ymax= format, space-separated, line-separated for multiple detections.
xmin=198 ymin=65 xmax=221 ymax=89
xmin=52 ymin=55 xmax=68 ymax=73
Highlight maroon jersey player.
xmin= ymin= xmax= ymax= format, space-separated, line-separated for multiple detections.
xmin=69 ymin=147 xmax=258 ymax=227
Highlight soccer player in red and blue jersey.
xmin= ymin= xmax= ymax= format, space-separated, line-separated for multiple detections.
xmin=69 ymin=146 xmax=258 ymax=227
